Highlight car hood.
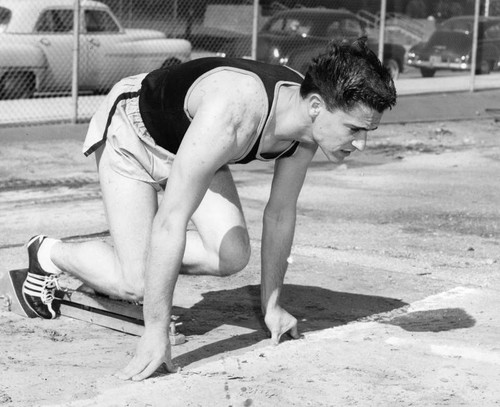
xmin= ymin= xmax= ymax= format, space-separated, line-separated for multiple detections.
xmin=421 ymin=31 xmax=472 ymax=53
xmin=256 ymin=32 xmax=330 ymax=61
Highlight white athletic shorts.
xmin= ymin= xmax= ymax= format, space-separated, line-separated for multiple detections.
xmin=83 ymin=73 xmax=175 ymax=192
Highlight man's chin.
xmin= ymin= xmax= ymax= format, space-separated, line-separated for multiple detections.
xmin=320 ymin=148 xmax=348 ymax=163
xmin=331 ymin=150 xmax=351 ymax=162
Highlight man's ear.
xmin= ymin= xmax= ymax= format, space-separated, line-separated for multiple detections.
xmin=308 ymin=93 xmax=324 ymax=118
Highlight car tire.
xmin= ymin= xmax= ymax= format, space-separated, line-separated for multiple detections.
xmin=476 ymin=60 xmax=491 ymax=75
xmin=420 ymin=68 xmax=436 ymax=78
xmin=1 ymin=71 xmax=36 ymax=100
xmin=384 ymin=58 xmax=400 ymax=79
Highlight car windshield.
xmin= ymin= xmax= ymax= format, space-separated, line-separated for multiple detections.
xmin=262 ymin=14 xmax=363 ymax=39
xmin=0 ymin=7 xmax=11 ymax=33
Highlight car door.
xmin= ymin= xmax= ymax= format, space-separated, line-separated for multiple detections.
xmin=482 ymin=21 xmax=500 ymax=70
xmin=83 ymin=8 xmax=128 ymax=91
xmin=34 ymin=8 xmax=93 ymax=92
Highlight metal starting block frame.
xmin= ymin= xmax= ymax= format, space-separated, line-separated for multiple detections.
xmin=0 ymin=269 xmax=185 ymax=345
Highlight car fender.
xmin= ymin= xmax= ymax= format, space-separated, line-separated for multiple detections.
xmin=95 ymin=37 xmax=192 ymax=89
xmin=478 ymin=43 xmax=499 ymax=63
xmin=123 ymin=28 xmax=171 ymax=41
xmin=0 ymin=43 xmax=46 ymax=69
xmin=0 ymin=43 xmax=47 ymax=90
xmin=145 ymin=38 xmax=192 ymax=59
xmin=408 ymin=41 xmax=426 ymax=54
xmin=122 ymin=29 xmax=192 ymax=57
xmin=106 ymin=36 xmax=191 ymax=62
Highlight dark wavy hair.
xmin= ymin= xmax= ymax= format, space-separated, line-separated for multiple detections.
xmin=300 ymin=38 xmax=397 ymax=113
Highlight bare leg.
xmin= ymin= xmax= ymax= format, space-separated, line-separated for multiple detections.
xmin=50 ymin=147 xmax=158 ymax=300
xmin=49 ymin=157 xmax=249 ymax=300
xmin=182 ymin=165 xmax=251 ymax=276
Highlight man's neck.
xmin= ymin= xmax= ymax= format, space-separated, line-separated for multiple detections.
xmin=274 ymin=85 xmax=311 ymax=142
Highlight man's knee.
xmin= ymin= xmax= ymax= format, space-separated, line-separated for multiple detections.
xmin=217 ymin=228 xmax=251 ymax=276
xmin=117 ymin=263 xmax=145 ymax=302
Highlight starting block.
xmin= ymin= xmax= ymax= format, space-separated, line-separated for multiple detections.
xmin=0 ymin=269 xmax=185 ymax=345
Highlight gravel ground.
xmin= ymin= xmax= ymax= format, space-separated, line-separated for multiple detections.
xmin=1 ymin=95 xmax=499 ymax=406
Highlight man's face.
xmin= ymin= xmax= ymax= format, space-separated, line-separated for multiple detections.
xmin=312 ymin=102 xmax=382 ymax=163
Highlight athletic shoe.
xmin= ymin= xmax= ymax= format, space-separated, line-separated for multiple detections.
xmin=22 ymin=235 xmax=61 ymax=319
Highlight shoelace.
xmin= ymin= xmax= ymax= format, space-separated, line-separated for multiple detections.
xmin=24 ymin=273 xmax=61 ymax=305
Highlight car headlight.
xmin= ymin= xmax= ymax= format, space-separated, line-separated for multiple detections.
xmin=407 ymin=51 xmax=416 ymax=59
xmin=270 ymin=47 xmax=288 ymax=65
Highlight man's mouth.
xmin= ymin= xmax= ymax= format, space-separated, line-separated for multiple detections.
xmin=330 ymin=149 xmax=352 ymax=162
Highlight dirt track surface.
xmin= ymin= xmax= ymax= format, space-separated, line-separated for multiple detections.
xmin=1 ymin=94 xmax=500 ymax=406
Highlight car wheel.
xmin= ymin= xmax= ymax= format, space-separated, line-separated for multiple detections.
xmin=420 ymin=68 xmax=436 ymax=78
xmin=476 ymin=60 xmax=491 ymax=75
xmin=1 ymin=71 xmax=36 ymax=100
xmin=384 ymin=58 xmax=400 ymax=79
xmin=160 ymin=58 xmax=181 ymax=69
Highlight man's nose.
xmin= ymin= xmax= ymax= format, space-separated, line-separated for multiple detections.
xmin=352 ymin=132 xmax=367 ymax=151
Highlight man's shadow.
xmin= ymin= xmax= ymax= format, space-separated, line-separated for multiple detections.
xmin=171 ymin=284 xmax=407 ymax=367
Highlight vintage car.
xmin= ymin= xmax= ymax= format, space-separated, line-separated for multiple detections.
xmin=0 ymin=0 xmax=192 ymax=99
xmin=407 ymin=16 xmax=500 ymax=77
xmin=254 ymin=8 xmax=406 ymax=78
xmin=194 ymin=8 xmax=406 ymax=79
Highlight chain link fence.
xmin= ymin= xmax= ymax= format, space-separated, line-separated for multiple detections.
xmin=1 ymin=0 xmax=500 ymax=126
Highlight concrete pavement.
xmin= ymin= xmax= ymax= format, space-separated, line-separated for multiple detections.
xmin=1 ymin=73 xmax=499 ymax=128
xmin=54 ymin=286 xmax=500 ymax=406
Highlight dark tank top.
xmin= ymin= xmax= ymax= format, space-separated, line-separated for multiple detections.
xmin=139 ymin=57 xmax=303 ymax=164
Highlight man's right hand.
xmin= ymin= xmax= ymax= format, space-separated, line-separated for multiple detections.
xmin=114 ymin=326 xmax=177 ymax=381
xmin=264 ymin=305 xmax=301 ymax=345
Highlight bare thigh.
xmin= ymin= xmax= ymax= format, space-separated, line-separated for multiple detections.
xmin=96 ymin=146 xmax=159 ymax=288
xmin=189 ymin=165 xmax=250 ymax=274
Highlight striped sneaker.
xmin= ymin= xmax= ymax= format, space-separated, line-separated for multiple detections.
xmin=22 ymin=235 xmax=61 ymax=319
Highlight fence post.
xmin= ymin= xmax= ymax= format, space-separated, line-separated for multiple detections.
xmin=173 ymin=0 xmax=178 ymax=22
xmin=378 ymin=0 xmax=387 ymax=64
xmin=71 ymin=0 xmax=80 ymax=124
xmin=470 ymin=0 xmax=480 ymax=92
xmin=251 ymin=0 xmax=259 ymax=60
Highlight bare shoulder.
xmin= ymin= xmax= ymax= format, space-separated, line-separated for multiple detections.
xmin=186 ymin=70 xmax=267 ymax=127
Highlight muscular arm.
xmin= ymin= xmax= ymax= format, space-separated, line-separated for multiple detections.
xmin=261 ymin=142 xmax=317 ymax=343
